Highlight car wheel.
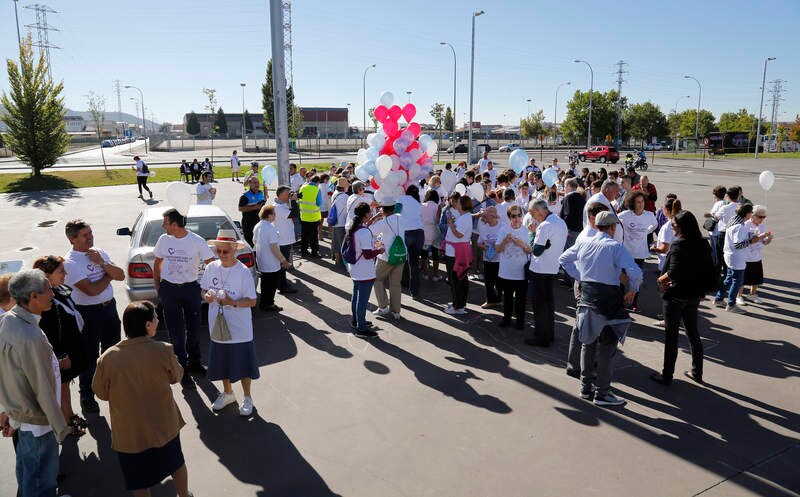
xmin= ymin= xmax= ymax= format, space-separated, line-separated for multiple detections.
xmin=579 ymin=155 xmax=585 ymax=162
xmin=600 ymin=156 xmax=607 ymax=164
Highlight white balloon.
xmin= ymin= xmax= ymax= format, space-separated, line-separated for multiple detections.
xmin=426 ymin=141 xmax=438 ymax=156
xmin=759 ymin=170 xmax=775 ymax=191
xmin=454 ymin=183 xmax=467 ymax=196
xmin=356 ymin=148 xmax=369 ymax=165
xmin=389 ymin=154 xmax=401 ymax=170
xmin=468 ymin=183 xmax=485 ymax=202
xmin=149 ymin=171 xmax=156 ymax=178
xmin=440 ymin=169 xmax=457 ymax=194
xmin=366 ymin=133 xmax=379 ymax=148
xmin=166 ymin=182 xmax=192 ymax=215
xmin=373 ymin=187 xmax=388 ymax=204
xmin=410 ymin=148 xmax=423 ymax=162
xmin=376 ymin=155 xmax=393 ymax=179
xmin=379 ymin=91 xmax=394 ymax=107
xmin=386 ymin=170 xmax=406 ymax=187
xmin=418 ymin=134 xmax=433 ymax=148
xmin=366 ymin=147 xmax=379 ymax=161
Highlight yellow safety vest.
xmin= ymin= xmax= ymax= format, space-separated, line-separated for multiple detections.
xmin=298 ymin=183 xmax=321 ymax=222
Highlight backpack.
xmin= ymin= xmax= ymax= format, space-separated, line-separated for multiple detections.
xmin=385 ymin=217 xmax=407 ymax=266
xmin=341 ymin=226 xmax=366 ymax=265
xmin=141 ymin=162 xmax=149 ymax=174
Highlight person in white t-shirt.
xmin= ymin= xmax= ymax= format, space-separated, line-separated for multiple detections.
xmin=368 ymin=198 xmax=405 ymax=319
xmin=652 ymin=198 xmax=680 ymax=272
xmin=254 ymin=206 xmax=290 ymax=313
xmin=347 ymin=203 xmax=384 ymax=338
xmin=527 ymin=199 xmax=568 ymax=347
xmin=153 ymin=208 xmax=216 ymax=390
xmin=477 ymin=206 xmax=504 ymax=308
xmin=740 ymin=204 xmax=773 ymax=305
xmin=398 ymin=185 xmax=425 ymax=299
xmin=478 ymin=152 xmax=490 ymax=174
xmin=704 ymin=185 xmax=728 ymax=269
xmin=230 ymin=150 xmax=241 ymax=182
xmin=201 ymin=232 xmax=259 ymax=417
xmin=444 ymin=195 xmax=474 ymax=314
xmin=133 ymin=155 xmax=153 ymax=199
xmin=272 ymin=186 xmax=298 ymax=294
xmin=345 ymin=181 xmax=375 ymax=230
xmin=330 ymin=178 xmax=351 ymax=268
xmin=196 ymin=171 xmax=216 ymax=205
xmin=63 ymin=219 xmax=125 ymax=414
xmin=495 ymin=204 xmax=531 ymax=329
xmin=618 ymin=191 xmax=657 ymax=311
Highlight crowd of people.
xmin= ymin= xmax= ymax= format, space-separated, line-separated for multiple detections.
xmin=0 ymin=151 xmax=776 ymax=496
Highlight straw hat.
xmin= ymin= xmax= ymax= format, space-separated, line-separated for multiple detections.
xmin=207 ymin=229 xmax=247 ymax=249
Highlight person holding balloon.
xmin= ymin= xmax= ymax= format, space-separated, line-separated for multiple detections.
xmin=196 ymin=172 xmax=216 ymax=205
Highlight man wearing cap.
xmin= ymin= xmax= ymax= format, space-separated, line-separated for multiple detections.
xmin=369 ymin=196 xmax=405 ymax=320
xmin=153 ymin=208 xmax=216 ymax=390
xmin=63 ymin=219 xmax=125 ymax=414
xmin=526 ymin=200 xmax=568 ymax=347
xmin=559 ymin=211 xmax=641 ymax=407
xmin=330 ymin=178 xmax=351 ymax=268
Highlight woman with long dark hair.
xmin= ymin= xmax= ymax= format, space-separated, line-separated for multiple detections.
xmin=347 ymin=202 xmax=383 ymax=337
xmin=651 ymin=210 xmax=713 ymax=385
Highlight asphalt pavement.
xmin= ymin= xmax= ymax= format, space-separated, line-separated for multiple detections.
xmin=0 ymin=157 xmax=798 ymax=497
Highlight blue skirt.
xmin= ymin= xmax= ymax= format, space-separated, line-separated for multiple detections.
xmin=208 ymin=340 xmax=261 ymax=382
xmin=117 ymin=434 xmax=184 ymax=491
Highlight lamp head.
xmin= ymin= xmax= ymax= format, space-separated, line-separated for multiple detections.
xmin=683 ymin=75 xmax=690 ymax=79
xmin=566 ymin=81 xmax=572 ymax=85
xmin=573 ymin=59 xmax=581 ymax=63
xmin=440 ymin=41 xmax=446 ymax=45
xmin=767 ymin=57 xmax=776 ymax=61
xmin=124 ymin=85 xmax=131 ymax=88
xmin=240 ymin=83 xmax=246 ymax=87
xmin=474 ymin=10 xmax=484 ymax=16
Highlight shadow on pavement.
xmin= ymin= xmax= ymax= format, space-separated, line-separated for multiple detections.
xmin=5 ymin=175 xmax=80 ymax=207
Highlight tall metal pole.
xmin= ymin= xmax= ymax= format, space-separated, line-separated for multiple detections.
xmin=468 ymin=10 xmax=484 ymax=165
xmin=575 ymin=60 xmax=593 ymax=148
xmin=406 ymin=91 xmax=412 ymax=103
xmin=125 ymin=85 xmax=147 ymax=154
xmin=270 ymin=0 xmax=290 ymax=185
xmin=362 ymin=64 xmax=375 ymax=149
xmin=240 ymin=83 xmax=246 ymax=151
xmin=441 ymin=42 xmax=457 ymax=160
xmin=13 ymin=0 xmax=21 ymax=48
xmin=554 ymin=81 xmax=570 ymax=149
xmin=684 ymin=75 xmax=702 ymax=141
xmin=755 ymin=57 xmax=775 ymax=159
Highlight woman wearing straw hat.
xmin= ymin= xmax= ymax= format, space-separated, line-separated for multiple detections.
xmin=200 ymin=230 xmax=259 ymax=417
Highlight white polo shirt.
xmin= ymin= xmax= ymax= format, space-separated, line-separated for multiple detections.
xmin=63 ymin=248 xmax=115 ymax=305
xmin=153 ymin=231 xmax=215 ymax=284
xmin=273 ymin=201 xmax=295 ymax=246
xmin=254 ymin=220 xmax=281 ymax=273
xmin=529 ymin=214 xmax=568 ymax=274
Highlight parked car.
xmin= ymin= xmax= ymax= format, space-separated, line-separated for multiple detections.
xmin=446 ymin=143 xmax=468 ymax=153
xmin=643 ymin=143 xmax=663 ymax=151
xmin=499 ymin=143 xmax=521 ymax=152
xmin=478 ymin=143 xmax=493 ymax=152
xmin=102 ymin=140 xmax=113 ymax=147
xmin=116 ymin=205 xmax=257 ymax=304
xmin=578 ymin=145 xmax=619 ymax=164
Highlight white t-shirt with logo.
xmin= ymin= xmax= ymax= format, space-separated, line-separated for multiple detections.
xmin=196 ymin=183 xmax=215 ymax=205
xmin=497 ymin=225 xmax=530 ymax=280
xmin=349 ymin=227 xmax=377 ymax=281
xmin=63 ymin=248 xmax=115 ymax=305
xmin=530 ymin=214 xmax=568 ymax=275
xmin=273 ymin=201 xmax=295 ymax=246
xmin=201 ymin=261 xmax=257 ymax=344
xmin=153 ymin=231 xmax=215 ymax=284
xmin=744 ymin=220 xmax=766 ymax=263
xmin=254 ymin=220 xmax=281 ymax=273
xmin=618 ymin=210 xmax=657 ymax=260
xmin=398 ymin=195 xmax=424 ymax=231
xmin=230 ymin=154 xmax=240 ymax=172
xmin=477 ymin=221 xmax=503 ymax=262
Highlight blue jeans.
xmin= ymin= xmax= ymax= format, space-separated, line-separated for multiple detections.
xmin=76 ymin=299 xmax=121 ymax=400
xmin=16 ymin=430 xmax=58 ymax=497
xmin=351 ymin=279 xmax=374 ymax=331
xmin=716 ymin=268 xmax=745 ymax=306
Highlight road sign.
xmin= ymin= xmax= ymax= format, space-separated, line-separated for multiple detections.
xmin=124 ymin=129 xmax=132 ymax=137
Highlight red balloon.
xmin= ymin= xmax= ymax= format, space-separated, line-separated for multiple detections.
xmin=417 ymin=153 xmax=428 ymax=165
xmin=401 ymin=103 xmax=416 ymax=122
xmin=380 ymin=138 xmax=395 ymax=156
xmin=371 ymin=177 xmax=380 ymax=190
xmin=374 ymin=105 xmax=389 ymax=123
xmin=388 ymin=105 xmax=402 ymax=121
xmin=383 ymin=119 xmax=399 ymax=137
xmin=406 ymin=122 xmax=421 ymax=137
xmin=406 ymin=141 xmax=420 ymax=151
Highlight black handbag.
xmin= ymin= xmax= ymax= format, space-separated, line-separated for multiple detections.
xmin=703 ymin=217 xmax=718 ymax=232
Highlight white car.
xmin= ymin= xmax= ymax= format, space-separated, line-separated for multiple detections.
xmin=116 ymin=205 xmax=257 ymax=303
xmin=499 ymin=143 xmax=521 ymax=152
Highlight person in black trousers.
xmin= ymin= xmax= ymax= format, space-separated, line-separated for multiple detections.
xmin=651 ymin=210 xmax=714 ymax=385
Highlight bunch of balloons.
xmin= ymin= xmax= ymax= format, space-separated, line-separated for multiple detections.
xmin=354 ymin=91 xmax=436 ymax=204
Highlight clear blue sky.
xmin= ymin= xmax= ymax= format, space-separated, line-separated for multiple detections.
xmin=1 ymin=0 xmax=798 ymax=128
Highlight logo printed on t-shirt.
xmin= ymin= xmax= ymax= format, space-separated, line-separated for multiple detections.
xmin=87 ymin=264 xmax=95 ymax=272
xmin=212 ymin=277 xmax=219 ymax=286
xmin=168 ymin=247 xmax=176 ymax=255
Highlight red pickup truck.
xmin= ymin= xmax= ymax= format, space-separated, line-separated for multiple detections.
xmin=578 ymin=146 xmax=619 ymax=164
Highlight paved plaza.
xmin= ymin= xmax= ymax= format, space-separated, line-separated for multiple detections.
xmin=0 ymin=157 xmax=798 ymax=497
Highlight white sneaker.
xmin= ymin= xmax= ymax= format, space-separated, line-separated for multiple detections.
xmin=391 ymin=312 xmax=402 ymax=320
xmin=212 ymin=392 xmax=237 ymax=411
xmin=372 ymin=306 xmax=390 ymax=317
xmin=736 ymin=296 xmax=747 ymax=306
xmin=239 ymin=396 xmax=254 ymax=416
xmin=444 ymin=306 xmax=458 ymax=315
xmin=594 ymin=391 xmax=626 ymax=407
xmin=726 ymin=305 xmax=747 ymax=314
xmin=750 ymin=296 xmax=764 ymax=304
xmin=713 ymin=299 xmax=726 ymax=308
xmin=454 ymin=308 xmax=468 ymax=315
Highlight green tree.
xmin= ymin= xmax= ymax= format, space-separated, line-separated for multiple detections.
xmin=202 ymin=88 xmax=218 ymax=164
xmin=261 ymin=58 xmax=300 ymax=136
xmin=717 ymin=108 xmax=759 ymax=138
xmin=430 ymin=103 xmax=445 ymax=130
xmin=521 ymin=110 xmax=546 ymax=140
xmin=86 ymin=91 xmax=106 ymax=142
xmin=444 ymin=106 xmax=454 ymax=132
xmin=0 ymin=39 xmax=70 ymax=177
xmin=243 ymin=110 xmax=254 ymax=134
xmin=367 ymin=107 xmax=377 ymax=131
xmin=623 ymin=102 xmax=668 ymax=145
xmin=674 ymin=109 xmax=716 ymax=139
xmin=789 ymin=115 xmax=800 ymax=143
xmin=186 ymin=111 xmax=200 ymax=136
xmin=214 ymin=108 xmax=228 ymax=135
xmin=561 ymin=90 xmax=623 ymax=146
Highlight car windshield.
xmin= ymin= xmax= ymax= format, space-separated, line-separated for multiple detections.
xmin=141 ymin=216 xmax=234 ymax=247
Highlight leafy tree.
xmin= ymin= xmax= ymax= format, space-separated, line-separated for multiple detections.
xmin=430 ymin=103 xmax=445 ymax=132
xmin=214 ymin=108 xmax=228 ymax=135
xmin=186 ymin=111 xmax=200 ymax=136
xmin=0 ymin=38 xmax=70 ymax=177
xmin=444 ymin=106 xmax=454 ymax=132
xmin=243 ymin=110 xmax=254 ymax=134
xmin=0 ymin=133 xmax=5 ymax=149
xmin=159 ymin=122 xmax=171 ymax=133
xmin=202 ymin=88 xmax=218 ymax=164
xmin=624 ymin=102 xmax=668 ymax=145
xmin=261 ymin=58 xmax=300 ymax=136
xmin=789 ymin=115 xmax=800 ymax=143
xmin=561 ymin=90 xmax=623 ymax=146
xmin=673 ymin=109 xmax=716 ymax=139
xmin=521 ymin=109 xmax=546 ymax=139
xmin=86 ymin=91 xmax=106 ymax=142
xmin=718 ymin=108 xmax=758 ymax=137
xmin=367 ymin=107 xmax=377 ymax=131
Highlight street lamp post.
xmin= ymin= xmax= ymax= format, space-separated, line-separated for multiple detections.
xmin=554 ymin=81 xmax=571 ymax=149
xmin=362 ymin=64 xmax=376 ymax=149
xmin=440 ymin=41 xmax=457 ymax=160
xmin=683 ymin=75 xmax=702 ymax=142
xmin=574 ymin=60 xmax=593 ymax=148
xmin=755 ymin=57 xmax=776 ymax=159
xmin=406 ymin=91 xmax=412 ymax=103
xmin=240 ymin=83 xmax=246 ymax=151
xmin=13 ymin=0 xmax=22 ymax=48
xmin=124 ymin=85 xmax=147 ymax=153
xmin=468 ymin=9 xmax=484 ymax=165
xmin=524 ymin=98 xmax=531 ymax=145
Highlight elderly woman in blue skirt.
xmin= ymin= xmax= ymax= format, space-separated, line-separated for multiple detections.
xmin=201 ymin=229 xmax=260 ymax=416
xmin=92 ymin=301 xmax=192 ymax=497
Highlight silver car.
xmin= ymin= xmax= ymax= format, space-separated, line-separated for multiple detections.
xmin=116 ymin=204 xmax=258 ymax=303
